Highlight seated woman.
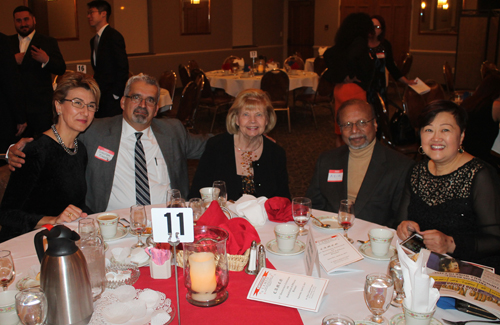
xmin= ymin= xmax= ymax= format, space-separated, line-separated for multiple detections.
xmin=396 ymin=100 xmax=500 ymax=273
xmin=189 ymin=89 xmax=290 ymax=201
xmin=0 ymin=72 xmax=99 ymax=242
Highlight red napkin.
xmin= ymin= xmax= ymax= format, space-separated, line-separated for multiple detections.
xmin=291 ymin=62 xmax=300 ymax=70
xmin=265 ymin=197 xmax=293 ymax=223
xmin=197 ymin=201 xmax=260 ymax=255
xmin=222 ymin=63 xmax=232 ymax=70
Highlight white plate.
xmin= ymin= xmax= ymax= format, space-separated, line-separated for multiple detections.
xmin=103 ymin=226 xmax=128 ymax=242
xmin=265 ymin=239 xmax=305 ymax=256
xmin=358 ymin=243 xmax=396 ymax=261
xmin=390 ymin=313 xmax=442 ymax=325
xmin=312 ymin=215 xmax=342 ymax=230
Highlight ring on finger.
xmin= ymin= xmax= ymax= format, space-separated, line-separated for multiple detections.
xmin=68 ymin=212 xmax=74 ymax=218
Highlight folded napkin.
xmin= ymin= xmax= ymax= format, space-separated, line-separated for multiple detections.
xmin=291 ymin=62 xmax=301 ymax=70
xmin=222 ymin=63 xmax=232 ymax=70
xmin=228 ymin=194 xmax=268 ymax=226
xmin=234 ymin=58 xmax=245 ymax=68
xmin=267 ymin=62 xmax=278 ymax=70
xmin=265 ymin=197 xmax=293 ymax=223
xmin=397 ymin=245 xmax=440 ymax=312
xmin=197 ymin=201 xmax=260 ymax=255
xmin=318 ymin=46 xmax=328 ymax=56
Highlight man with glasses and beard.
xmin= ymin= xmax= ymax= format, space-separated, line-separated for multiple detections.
xmin=10 ymin=6 xmax=66 ymax=137
xmin=306 ymin=99 xmax=413 ymax=227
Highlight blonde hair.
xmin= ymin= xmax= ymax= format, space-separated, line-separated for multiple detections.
xmin=53 ymin=71 xmax=100 ymax=123
xmin=226 ymin=89 xmax=277 ymax=134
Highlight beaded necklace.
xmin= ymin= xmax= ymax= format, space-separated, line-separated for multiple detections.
xmin=51 ymin=124 xmax=78 ymax=155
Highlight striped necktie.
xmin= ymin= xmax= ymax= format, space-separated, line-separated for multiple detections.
xmin=135 ymin=132 xmax=151 ymax=205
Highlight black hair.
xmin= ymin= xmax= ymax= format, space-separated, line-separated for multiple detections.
xmin=334 ymin=12 xmax=375 ymax=48
xmin=418 ymin=100 xmax=468 ymax=133
xmin=13 ymin=6 xmax=33 ymax=17
xmin=87 ymin=0 xmax=111 ymax=21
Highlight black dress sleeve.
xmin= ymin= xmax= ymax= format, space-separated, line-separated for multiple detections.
xmin=453 ymin=163 xmax=500 ymax=260
xmin=382 ymin=40 xmax=403 ymax=81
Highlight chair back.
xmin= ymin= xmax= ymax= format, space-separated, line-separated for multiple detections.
xmin=481 ymin=60 xmax=500 ymax=79
xmin=400 ymin=53 xmax=413 ymax=77
xmin=443 ymin=61 xmax=455 ymax=93
xmin=159 ymin=70 xmax=177 ymax=103
xmin=223 ymin=56 xmax=241 ymax=69
xmin=261 ymin=69 xmax=290 ymax=108
xmin=187 ymin=59 xmax=200 ymax=71
xmin=313 ymin=57 xmax=327 ymax=75
xmin=190 ymin=69 xmax=213 ymax=100
xmin=178 ymin=64 xmax=191 ymax=88
xmin=316 ymin=69 xmax=334 ymax=98
xmin=372 ymin=93 xmax=393 ymax=144
xmin=176 ymin=80 xmax=198 ymax=126
xmin=403 ymin=79 xmax=445 ymax=129
xmin=284 ymin=55 xmax=305 ymax=71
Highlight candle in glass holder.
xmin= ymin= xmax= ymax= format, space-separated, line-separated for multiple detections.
xmin=189 ymin=252 xmax=217 ymax=301
xmin=258 ymin=64 xmax=264 ymax=73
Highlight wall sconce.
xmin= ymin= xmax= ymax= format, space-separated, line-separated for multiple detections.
xmin=421 ymin=1 xmax=426 ymax=9
xmin=191 ymin=0 xmax=200 ymax=4
xmin=437 ymin=0 xmax=448 ymax=9
xmin=443 ymin=3 xmax=449 ymax=9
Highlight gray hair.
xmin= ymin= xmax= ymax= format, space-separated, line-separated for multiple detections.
xmin=123 ymin=73 xmax=160 ymax=102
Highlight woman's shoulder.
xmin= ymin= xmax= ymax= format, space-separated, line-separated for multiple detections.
xmin=263 ymin=136 xmax=285 ymax=153
xmin=206 ymin=132 xmax=232 ymax=147
xmin=24 ymin=135 xmax=55 ymax=155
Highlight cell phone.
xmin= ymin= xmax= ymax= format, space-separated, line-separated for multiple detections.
xmin=400 ymin=233 xmax=426 ymax=254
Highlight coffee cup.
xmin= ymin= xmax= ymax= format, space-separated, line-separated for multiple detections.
xmin=97 ymin=213 xmax=119 ymax=239
xmin=274 ymin=223 xmax=299 ymax=252
xmin=368 ymin=228 xmax=394 ymax=256
xmin=199 ymin=187 xmax=220 ymax=201
xmin=0 ymin=290 xmax=20 ymax=325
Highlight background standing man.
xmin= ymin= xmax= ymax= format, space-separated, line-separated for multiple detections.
xmin=10 ymin=6 xmax=66 ymax=137
xmin=87 ymin=0 xmax=129 ymax=118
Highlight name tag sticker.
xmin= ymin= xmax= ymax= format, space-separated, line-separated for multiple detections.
xmin=95 ymin=146 xmax=114 ymax=162
xmin=376 ymin=52 xmax=385 ymax=59
xmin=327 ymin=169 xmax=343 ymax=182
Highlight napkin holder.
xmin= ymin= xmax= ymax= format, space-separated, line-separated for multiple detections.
xmin=150 ymin=259 xmax=171 ymax=279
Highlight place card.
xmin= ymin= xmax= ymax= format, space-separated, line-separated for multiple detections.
xmin=316 ymin=234 xmax=364 ymax=274
xmin=247 ymin=268 xmax=329 ymax=312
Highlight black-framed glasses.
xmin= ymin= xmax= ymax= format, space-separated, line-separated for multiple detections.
xmin=61 ymin=98 xmax=98 ymax=112
xmin=125 ymin=94 xmax=156 ymax=107
xmin=339 ymin=118 xmax=375 ymax=130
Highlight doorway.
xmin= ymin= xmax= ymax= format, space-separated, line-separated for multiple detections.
xmin=288 ymin=0 xmax=315 ymax=59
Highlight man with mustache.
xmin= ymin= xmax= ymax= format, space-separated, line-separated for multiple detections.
xmin=8 ymin=74 xmax=209 ymax=213
xmin=306 ymin=99 xmax=413 ymax=227
xmin=9 ymin=6 xmax=66 ymax=137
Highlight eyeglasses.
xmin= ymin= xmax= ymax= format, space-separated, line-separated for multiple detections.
xmin=339 ymin=118 xmax=375 ymax=130
xmin=87 ymin=10 xmax=100 ymax=15
xmin=125 ymin=94 xmax=157 ymax=107
xmin=61 ymin=98 xmax=98 ymax=112
xmin=374 ymin=25 xmax=382 ymax=29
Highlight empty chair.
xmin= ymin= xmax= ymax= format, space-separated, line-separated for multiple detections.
xmin=178 ymin=64 xmax=191 ymax=89
xmin=158 ymin=70 xmax=177 ymax=103
xmin=388 ymin=53 xmax=413 ymax=102
xmin=176 ymin=78 xmax=201 ymax=132
xmin=261 ymin=69 xmax=291 ymax=132
xmin=313 ymin=56 xmax=327 ymax=75
xmin=187 ymin=59 xmax=200 ymax=71
xmin=480 ymin=60 xmax=500 ymax=79
xmin=295 ymin=69 xmax=334 ymax=128
xmin=284 ymin=55 xmax=305 ymax=72
xmin=443 ymin=61 xmax=455 ymax=95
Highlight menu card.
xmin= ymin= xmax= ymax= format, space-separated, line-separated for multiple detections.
xmin=247 ymin=268 xmax=329 ymax=312
xmin=409 ymin=77 xmax=431 ymax=95
xmin=316 ymin=234 xmax=364 ymax=274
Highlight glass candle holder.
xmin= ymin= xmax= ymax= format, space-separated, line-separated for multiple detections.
xmin=183 ymin=226 xmax=229 ymax=307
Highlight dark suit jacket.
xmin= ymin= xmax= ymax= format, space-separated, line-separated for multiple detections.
xmin=188 ymin=132 xmax=291 ymax=201
xmin=9 ymin=32 xmax=66 ymax=135
xmin=90 ymin=26 xmax=129 ymax=99
xmin=79 ymin=116 xmax=208 ymax=213
xmin=306 ymin=141 xmax=414 ymax=227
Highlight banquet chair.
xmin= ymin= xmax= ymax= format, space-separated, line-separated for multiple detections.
xmin=443 ymin=61 xmax=455 ymax=94
xmin=313 ymin=56 xmax=327 ymax=75
xmin=388 ymin=53 xmax=413 ymax=104
xmin=190 ymin=69 xmax=235 ymax=132
xmin=284 ymin=55 xmax=305 ymax=72
xmin=178 ymin=64 xmax=191 ymax=89
xmin=187 ymin=59 xmax=200 ymax=71
xmin=158 ymin=70 xmax=177 ymax=104
xmin=480 ymin=61 xmax=500 ymax=79
xmin=222 ymin=56 xmax=241 ymax=70
xmin=295 ymin=69 xmax=334 ymax=128
xmin=176 ymin=79 xmax=201 ymax=133
xmin=261 ymin=69 xmax=291 ymax=132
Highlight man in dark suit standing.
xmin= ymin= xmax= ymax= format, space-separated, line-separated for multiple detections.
xmin=87 ymin=0 xmax=129 ymax=118
xmin=10 ymin=6 xmax=66 ymax=138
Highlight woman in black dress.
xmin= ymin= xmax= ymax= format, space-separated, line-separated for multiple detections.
xmin=0 ymin=72 xmax=100 ymax=242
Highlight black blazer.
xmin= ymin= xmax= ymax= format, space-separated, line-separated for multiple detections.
xmin=188 ymin=132 xmax=291 ymax=201
xmin=90 ymin=26 xmax=129 ymax=97
xmin=306 ymin=141 xmax=414 ymax=227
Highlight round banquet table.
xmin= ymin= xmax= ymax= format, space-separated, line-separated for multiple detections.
xmin=2 ymin=205 xmax=484 ymax=325
xmin=206 ymin=70 xmax=319 ymax=98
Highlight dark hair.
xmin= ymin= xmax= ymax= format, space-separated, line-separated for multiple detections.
xmin=334 ymin=12 xmax=375 ymax=48
xmin=336 ymin=98 xmax=376 ymax=125
xmin=461 ymin=74 xmax=500 ymax=114
xmin=13 ymin=6 xmax=33 ymax=17
xmin=418 ymin=100 xmax=467 ymax=133
xmin=371 ymin=15 xmax=386 ymax=42
xmin=87 ymin=0 xmax=111 ymax=21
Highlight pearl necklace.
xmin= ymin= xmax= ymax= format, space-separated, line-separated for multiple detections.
xmin=51 ymin=124 xmax=78 ymax=155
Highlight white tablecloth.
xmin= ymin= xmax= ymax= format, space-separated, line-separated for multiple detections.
xmin=206 ymin=70 xmax=318 ymax=98
xmin=158 ymin=88 xmax=173 ymax=113
xmin=3 ymin=206 xmax=481 ymax=324
xmin=305 ymin=58 xmax=315 ymax=73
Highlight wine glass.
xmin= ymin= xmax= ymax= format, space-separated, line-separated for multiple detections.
xmin=189 ymin=198 xmax=204 ymax=225
xmin=338 ymin=199 xmax=355 ymax=243
xmin=0 ymin=250 xmax=15 ymax=291
xmin=322 ymin=314 xmax=355 ymax=325
xmin=388 ymin=254 xmax=405 ymax=307
xmin=364 ymin=273 xmax=394 ymax=324
xmin=130 ymin=205 xmax=147 ymax=248
xmin=166 ymin=189 xmax=182 ymax=207
xmin=292 ymin=197 xmax=311 ymax=236
xmin=15 ymin=288 xmax=48 ymax=325
xmin=170 ymin=198 xmax=186 ymax=208
xmin=212 ymin=181 xmax=227 ymax=207
xmin=78 ymin=218 xmax=96 ymax=241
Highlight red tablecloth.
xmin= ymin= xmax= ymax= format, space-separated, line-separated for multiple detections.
xmin=134 ymin=259 xmax=303 ymax=325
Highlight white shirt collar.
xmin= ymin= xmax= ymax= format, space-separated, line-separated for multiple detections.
xmin=18 ymin=29 xmax=36 ymax=43
xmin=96 ymin=24 xmax=109 ymax=38
xmin=121 ymin=118 xmax=153 ymax=141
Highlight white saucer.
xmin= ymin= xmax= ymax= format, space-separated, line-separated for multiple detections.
xmin=355 ymin=321 xmax=382 ymax=325
xmin=312 ymin=215 xmax=342 ymax=230
xmin=390 ymin=313 xmax=442 ymax=325
xmin=358 ymin=243 xmax=396 ymax=261
xmin=103 ymin=226 xmax=128 ymax=242
xmin=266 ymin=239 xmax=305 ymax=256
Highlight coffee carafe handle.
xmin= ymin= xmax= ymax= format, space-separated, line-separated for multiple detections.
xmin=34 ymin=226 xmax=62 ymax=262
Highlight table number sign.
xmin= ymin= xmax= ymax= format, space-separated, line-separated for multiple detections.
xmin=76 ymin=64 xmax=87 ymax=74
xmin=151 ymin=208 xmax=194 ymax=243
xmin=249 ymin=51 xmax=257 ymax=58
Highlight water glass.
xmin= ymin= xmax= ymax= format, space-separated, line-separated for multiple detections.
xmin=78 ymin=236 xmax=105 ymax=301
xmin=189 ymin=198 xmax=204 ymax=225
xmin=15 ymin=288 xmax=48 ymax=325
xmin=0 ymin=250 xmax=15 ymax=291
xmin=322 ymin=314 xmax=355 ymax=325
xmin=388 ymin=254 xmax=404 ymax=307
xmin=78 ymin=218 xmax=96 ymax=240
xmin=292 ymin=197 xmax=312 ymax=236
xmin=166 ymin=189 xmax=182 ymax=207
xmin=364 ymin=273 xmax=394 ymax=324
xmin=212 ymin=181 xmax=227 ymax=207
xmin=338 ymin=199 xmax=355 ymax=243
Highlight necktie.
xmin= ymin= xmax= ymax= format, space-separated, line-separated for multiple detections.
xmin=135 ymin=132 xmax=151 ymax=205
xmin=93 ymin=34 xmax=100 ymax=64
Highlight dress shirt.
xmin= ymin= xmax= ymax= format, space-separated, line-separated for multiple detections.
xmin=106 ymin=119 xmax=170 ymax=211
xmin=93 ymin=24 xmax=108 ymax=64
xmin=18 ymin=30 xmax=49 ymax=68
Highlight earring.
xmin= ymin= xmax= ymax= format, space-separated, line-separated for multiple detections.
xmin=418 ymin=146 xmax=426 ymax=155
xmin=57 ymin=112 xmax=61 ymax=116
xmin=458 ymin=146 xmax=464 ymax=154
